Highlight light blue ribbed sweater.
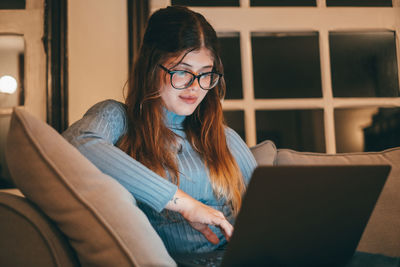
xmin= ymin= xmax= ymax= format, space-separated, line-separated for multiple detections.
xmin=62 ymin=100 xmax=257 ymax=254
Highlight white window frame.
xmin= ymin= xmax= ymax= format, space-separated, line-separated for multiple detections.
xmin=151 ymin=0 xmax=400 ymax=153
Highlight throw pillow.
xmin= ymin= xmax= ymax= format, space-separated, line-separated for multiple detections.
xmin=250 ymin=140 xmax=277 ymax=166
xmin=6 ymin=108 xmax=176 ymax=266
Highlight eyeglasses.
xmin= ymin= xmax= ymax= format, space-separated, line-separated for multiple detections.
xmin=159 ymin=64 xmax=222 ymax=90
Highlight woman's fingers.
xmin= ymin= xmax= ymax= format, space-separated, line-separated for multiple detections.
xmin=190 ymin=222 xmax=220 ymax=244
xmin=210 ymin=216 xmax=233 ymax=241
xmin=217 ymin=219 xmax=234 ymax=241
xmin=200 ymin=210 xmax=234 ymax=242
xmin=171 ymin=190 xmax=235 ymax=244
xmin=187 ymin=207 xmax=234 ymax=244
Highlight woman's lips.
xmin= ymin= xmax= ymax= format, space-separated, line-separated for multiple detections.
xmin=179 ymin=95 xmax=198 ymax=104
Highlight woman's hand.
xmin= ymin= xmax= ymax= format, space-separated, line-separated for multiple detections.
xmin=165 ymin=189 xmax=233 ymax=244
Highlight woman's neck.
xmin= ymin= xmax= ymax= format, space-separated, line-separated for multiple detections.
xmin=164 ymin=108 xmax=186 ymax=130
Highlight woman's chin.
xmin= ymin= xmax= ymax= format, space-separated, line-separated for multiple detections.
xmin=171 ymin=106 xmax=198 ymax=116
xmin=176 ymin=109 xmax=195 ymax=116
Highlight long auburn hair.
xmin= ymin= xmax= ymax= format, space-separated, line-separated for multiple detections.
xmin=118 ymin=6 xmax=245 ymax=214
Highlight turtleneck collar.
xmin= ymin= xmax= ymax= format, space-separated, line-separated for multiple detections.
xmin=164 ymin=108 xmax=186 ymax=130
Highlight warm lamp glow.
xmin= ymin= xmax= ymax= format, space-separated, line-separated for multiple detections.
xmin=0 ymin=75 xmax=18 ymax=94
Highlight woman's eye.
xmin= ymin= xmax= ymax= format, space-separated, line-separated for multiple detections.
xmin=175 ymin=71 xmax=188 ymax=77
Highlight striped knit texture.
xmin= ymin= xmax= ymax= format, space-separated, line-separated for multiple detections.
xmin=62 ymin=100 xmax=257 ymax=254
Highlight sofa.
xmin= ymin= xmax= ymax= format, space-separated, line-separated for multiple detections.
xmin=0 ymin=107 xmax=399 ymax=266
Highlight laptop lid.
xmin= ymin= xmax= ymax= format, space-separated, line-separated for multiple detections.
xmin=221 ymin=165 xmax=391 ymax=267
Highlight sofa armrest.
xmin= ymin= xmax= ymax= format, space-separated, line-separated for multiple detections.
xmin=0 ymin=191 xmax=79 ymax=267
xmin=1 ymin=188 xmax=24 ymax=197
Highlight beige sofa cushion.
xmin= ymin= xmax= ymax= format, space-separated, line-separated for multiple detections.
xmin=250 ymin=140 xmax=277 ymax=166
xmin=6 ymin=108 xmax=176 ymax=267
xmin=276 ymin=148 xmax=400 ymax=257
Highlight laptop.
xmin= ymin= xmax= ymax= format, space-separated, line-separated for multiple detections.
xmin=173 ymin=165 xmax=391 ymax=267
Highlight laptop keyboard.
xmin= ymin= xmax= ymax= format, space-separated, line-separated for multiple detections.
xmin=189 ymin=254 xmax=224 ymax=267
xmin=174 ymin=250 xmax=225 ymax=267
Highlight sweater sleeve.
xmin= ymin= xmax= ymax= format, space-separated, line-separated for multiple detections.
xmin=225 ymin=127 xmax=258 ymax=186
xmin=62 ymin=100 xmax=178 ymax=212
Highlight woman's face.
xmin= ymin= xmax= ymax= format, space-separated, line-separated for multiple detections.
xmin=160 ymin=47 xmax=214 ymax=116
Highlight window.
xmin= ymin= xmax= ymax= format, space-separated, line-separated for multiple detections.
xmin=335 ymin=107 xmax=400 ymax=152
xmin=256 ymin=109 xmax=325 ymax=152
xmin=0 ymin=0 xmax=26 ymax=9
xmin=171 ymin=0 xmax=239 ymax=6
xmin=252 ymin=32 xmax=322 ymax=99
xmin=251 ymin=0 xmax=316 ymax=7
xmin=326 ymin=0 xmax=392 ymax=7
xmin=151 ymin=0 xmax=400 ymax=153
xmin=330 ymin=31 xmax=399 ymax=98
xmin=218 ymin=32 xmax=243 ymax=99
xmin=224 ymin=110 xmax=246 ymax=140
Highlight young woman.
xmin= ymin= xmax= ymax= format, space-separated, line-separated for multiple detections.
xmin=63 ymin=6 xmax=257 ymax=254
xmin=63 ymin=6 xmax=400 ymax=266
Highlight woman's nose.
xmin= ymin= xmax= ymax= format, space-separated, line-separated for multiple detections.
xmin=188 ymin=77 xmax=201 ymax=91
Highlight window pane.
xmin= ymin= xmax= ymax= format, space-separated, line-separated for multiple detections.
xmin=252 ymin=32 xmax=322 ymax=99
xmin=335 ymin=107 xmax=400 ymax=153
xmin=172 ymin=0 xmax=239 ymax=6
xmin=256 ymin=109 xmax=325 ymax=152
xmin=0 ymin=0 xmax=25 ymax=9
xmin=224 ymin=110 xmax=245 ymax=141
xmin=218 ymin=33 xmax=243 ymax=99
xmin=251 ymin=0 xmax=316 ymax=6
xmin=330 ymin=31 xmax=399 ymax=97
xmin=327 ymin=0 xmax=391 ymax=7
